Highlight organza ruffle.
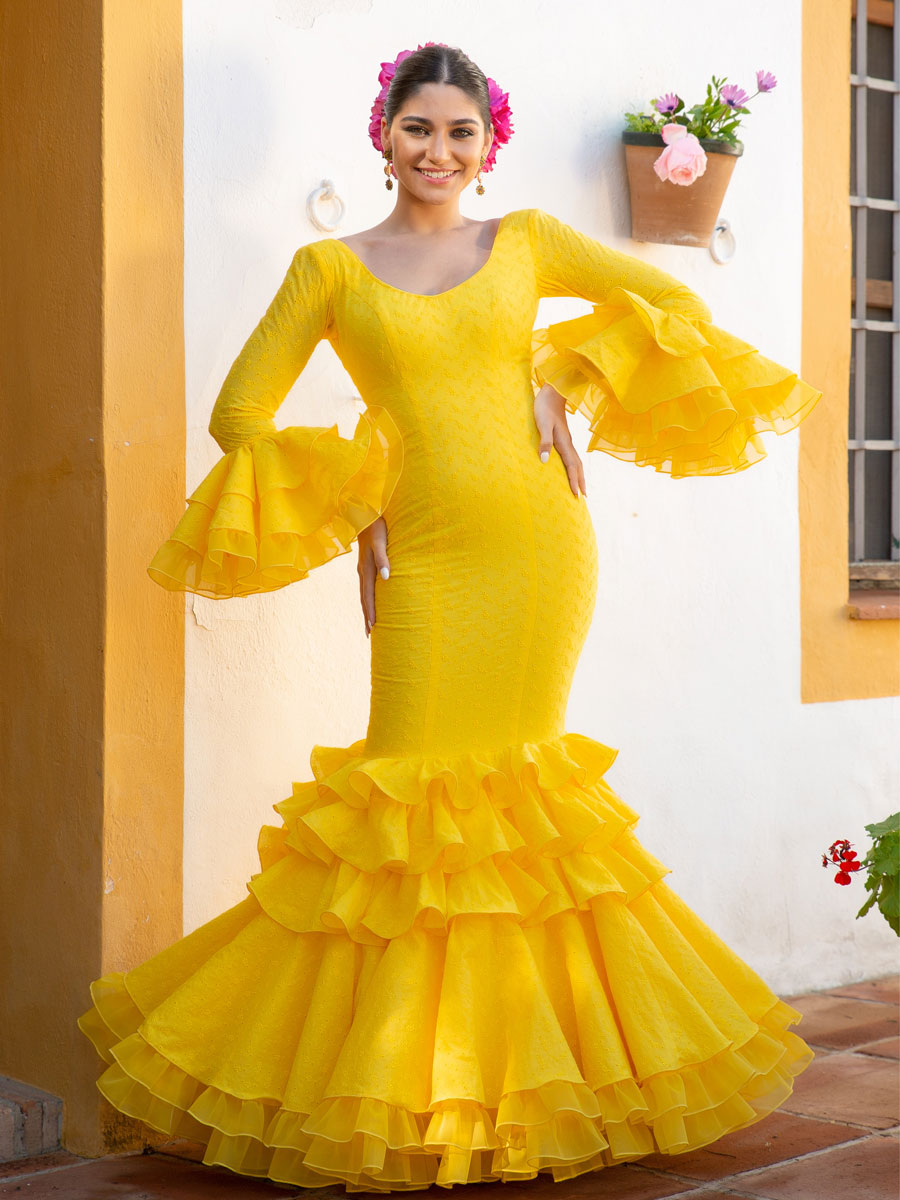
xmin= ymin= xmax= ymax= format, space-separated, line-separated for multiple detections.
xmin=80 ymin=989 xmax=810 ymax=1192
xmin=249 ymin=733 xmax=671 ymax=945
xmin=147 ymin=405 xmax=403 ymax=597
xmin=531 ymin=285 xmax=822 ymax=477
xmin=78 ymin=732 xmax=814 ymax=1192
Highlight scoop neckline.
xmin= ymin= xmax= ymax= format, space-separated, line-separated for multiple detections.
xmin=332 ymin=211 xmax=514 ymax=299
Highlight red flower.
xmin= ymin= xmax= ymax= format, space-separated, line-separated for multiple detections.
xmin=822 ymin=837 xmax=864 ymax=886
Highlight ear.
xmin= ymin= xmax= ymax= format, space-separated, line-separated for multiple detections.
xmin=482 ymin=124 xmax=495 ymax=160
xmin=380 ymin=116 xmax=390 ymax=154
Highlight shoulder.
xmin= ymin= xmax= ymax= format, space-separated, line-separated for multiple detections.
xmin=282 ymin=237 xmax=339 ymax=288
xmin=501 ymin=208 xmax=569 ymax=241
xmin=291 ymin=237 xmax=336 ymax=266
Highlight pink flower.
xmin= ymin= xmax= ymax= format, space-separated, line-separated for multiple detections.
xmin=654 ymin=92 xmax=680 ymax=115
xmin=484 ymin=78 xmax=514 ymax=171
xmin=721 ymin=83 xmax=750 ymax=109
xmin=368 ymin=46 xmax=424 ymax=153
xmin=652 ymin=123 xmax=708 ymax=186
xmin=756 ymin=69 xmax=777 ymax=92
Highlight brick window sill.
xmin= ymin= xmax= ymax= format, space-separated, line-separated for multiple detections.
xmin=847 ymin=589 xmax=900 ymax=620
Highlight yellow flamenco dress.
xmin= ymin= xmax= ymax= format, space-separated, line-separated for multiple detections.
xmin=77 ymin=208 xmax=822 ymax=1191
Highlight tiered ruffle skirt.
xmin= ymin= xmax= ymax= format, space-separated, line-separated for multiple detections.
xmin=78 ymin=732 xmax=813 ymax=1191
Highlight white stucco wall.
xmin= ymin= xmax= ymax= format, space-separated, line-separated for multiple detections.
xmin=181 ymin=0 xmax=899 ymax=992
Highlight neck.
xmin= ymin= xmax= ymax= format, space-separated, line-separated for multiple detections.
xmin=381 ymin=190 xmax=468 ymax=235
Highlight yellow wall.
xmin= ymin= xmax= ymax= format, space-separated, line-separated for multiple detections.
xmin=0 ymin=0 xmax=185 ymax=1154
xmin=800 ymin=0 xmax=900 ymax=701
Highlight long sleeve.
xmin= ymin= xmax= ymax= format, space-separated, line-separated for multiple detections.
xmin=147 ymin=242 xmax=403 ymax=598
xmin=527 ymin=208 xmax=822 ymax=477
xmin=206 ymin=241 xmax=336 ymax=453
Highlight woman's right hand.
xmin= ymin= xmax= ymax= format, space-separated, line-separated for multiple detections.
xmin=357 ymin=515 xmax=390 ymax=638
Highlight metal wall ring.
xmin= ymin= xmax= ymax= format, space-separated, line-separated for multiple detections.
xmin=709 ymin=219 xmax=736 ymax=264
xmin=307 ymin=180 xmax=345 ymax=232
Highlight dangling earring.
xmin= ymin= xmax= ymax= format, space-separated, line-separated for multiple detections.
xmin=475 ymin=154 xmax=486 ymax=195
xmin=383 ymin=150 xmax=393 ymax=190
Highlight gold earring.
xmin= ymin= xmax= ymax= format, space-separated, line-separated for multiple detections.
xmin=475 ymin=154 xmax=486 ymax=195
xmin=383 ymin=150 xmax=393 ymax=190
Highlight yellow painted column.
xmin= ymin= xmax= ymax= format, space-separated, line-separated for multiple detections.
xmin=799 ymin=0 xmax=899 ymax=701
xmin=0 ymin=0 xmax=185 ymax=1154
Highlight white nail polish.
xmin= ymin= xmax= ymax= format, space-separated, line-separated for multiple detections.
xmin=380 ymin=566 xmax=390 ymax=579
xmin=540 ymin=451 xmax=549 ymax=463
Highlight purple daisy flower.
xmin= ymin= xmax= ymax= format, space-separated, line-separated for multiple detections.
xmin=721 ymin=83 xmax=750 ymax=109
xmin=756 ymin=69 xmax=777 ymax=92
xmin=655 ymin=92 xmax=680 ymax=114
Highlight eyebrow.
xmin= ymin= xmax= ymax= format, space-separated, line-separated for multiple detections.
xmin=399 ymin=116 xmax=480 ymax=126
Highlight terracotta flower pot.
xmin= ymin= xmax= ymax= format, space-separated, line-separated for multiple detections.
xmin=622 ymin=131 xmax=744 ymax=247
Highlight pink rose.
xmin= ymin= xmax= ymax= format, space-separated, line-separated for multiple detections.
xmin=652 ymin=123 xmax=708 ymax=186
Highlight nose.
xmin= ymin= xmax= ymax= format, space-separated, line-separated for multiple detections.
xmin=424 ymin=131 xmax=452 ymax=164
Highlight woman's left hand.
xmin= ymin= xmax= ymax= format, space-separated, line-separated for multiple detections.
xmin=533 ymin=383 xmax=587 ymax=498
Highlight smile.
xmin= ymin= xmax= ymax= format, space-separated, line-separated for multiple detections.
xmin=415 ymin=168 xmax=460 ymax=182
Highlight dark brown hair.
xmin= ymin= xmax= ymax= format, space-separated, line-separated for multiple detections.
xmin=383 ymin=44 xmax=492 ymax=136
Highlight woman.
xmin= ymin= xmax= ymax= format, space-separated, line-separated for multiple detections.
xmin=78 ymin=42 xmax=821 ymax=1193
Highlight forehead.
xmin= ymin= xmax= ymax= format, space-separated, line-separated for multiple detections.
xmin=392 ymin=81 xmax=484 ymax=122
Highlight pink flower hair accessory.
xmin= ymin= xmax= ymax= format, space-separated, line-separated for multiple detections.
xmin=368 ymin=43 xmax=514 ymax=174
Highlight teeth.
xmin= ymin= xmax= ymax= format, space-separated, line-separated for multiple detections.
xmin=418 ymin=169 xmax=456 ymax=178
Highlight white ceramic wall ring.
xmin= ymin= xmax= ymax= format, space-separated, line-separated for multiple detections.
xmin=709 ymin=219 xmax=736 ymax=265
xmin=307 ymin=180 xmax=345 ymax=232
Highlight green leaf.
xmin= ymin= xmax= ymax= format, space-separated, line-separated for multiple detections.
xmin=857 ymin=892 xmax=877 ymax=919
xmin=879 ymin=876 xmax=900 ymax=918
xmin=865 ymin=812 xmax=900 ymax=839
xmin=869 ymin=847 xmax=898 ymax=877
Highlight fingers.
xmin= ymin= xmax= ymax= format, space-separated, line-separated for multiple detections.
xmin=556 ymin=428 xmax=587 ymax=498
xmin=534 ymin=410 xmax=555 ymax=465
xmin=370 ymin=519 xmax=391 ymax=581
xmin=357 ymin=555 xmax=375 ymax=637
xmin=357 ymin=517 xmax=390 ymax=638
xmin=536 ymin=414 xmax=587 ymax=498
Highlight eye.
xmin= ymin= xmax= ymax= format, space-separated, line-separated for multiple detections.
xmin=401 ymin=125 xmax=475 ymax=138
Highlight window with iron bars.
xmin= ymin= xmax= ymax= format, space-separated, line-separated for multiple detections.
xmin=849 ymin=0 xmax=900 ymax=596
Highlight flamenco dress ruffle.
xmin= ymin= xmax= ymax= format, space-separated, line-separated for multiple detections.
xmin=531 ymin=285 xmax=822 ymax=477
xmin=78 ymin=731 xmax=813 ymax=1191
xmin=146 ymin=404 xmax=403 ymax=598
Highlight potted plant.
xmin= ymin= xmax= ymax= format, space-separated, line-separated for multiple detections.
xmin=822 ymin=814 xmax=900 ymax=937
xmin=622 ymin=71 xmax=777 ymax=247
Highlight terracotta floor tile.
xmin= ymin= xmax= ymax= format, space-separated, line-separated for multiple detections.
xmin=682 ymin=1194 xmax=763 ymax=1199
xmin=0 ymin=1150 xmax=303 ymax=1199
xmin=858 ymin=1036 xmax=900 ymax=1059
xmin=683 ymin=1194 xmax=769 ymax=1200
xmin=634 ymin=1110 xmax=866 ymax=1181
xmin=731 ymin=1134 xmax=899 ymax=1199
xmin=781 ymin=1051 xmax=899 ymax=1129
xmin=154 ymin=1137 xmax=207 ymax=1162
xmin=0 ymin=1150 xmax=87 ymax=1180
xmin=828 ymin=975 xmax=900 ymax=1005
xmin=784 ymin=993 xmax=899 ymax=1049
xmin=441 ymin=1163 xmax=700 ymax=1200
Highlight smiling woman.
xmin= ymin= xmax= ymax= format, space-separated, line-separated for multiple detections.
xmin=77 ymin=39 xmax=822 ymax=1196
